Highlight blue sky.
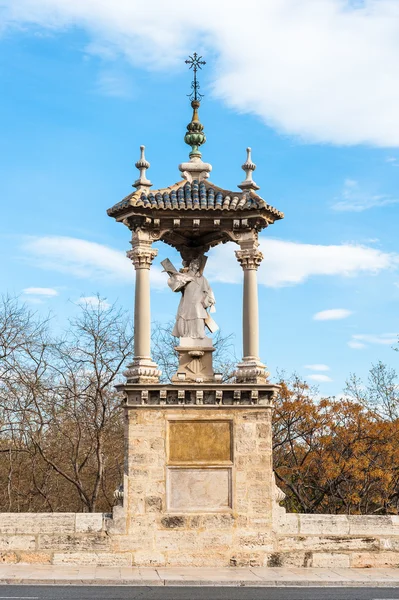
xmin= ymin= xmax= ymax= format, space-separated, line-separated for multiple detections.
xmin=1 ymin=0 xmax=399 ymax=394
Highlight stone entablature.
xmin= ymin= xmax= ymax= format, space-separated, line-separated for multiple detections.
xmin=117 ymin=383 xmax=278 ymax=407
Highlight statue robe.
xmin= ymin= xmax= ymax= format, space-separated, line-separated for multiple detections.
xmin=168 ymin=272 xmax=215 ymax=339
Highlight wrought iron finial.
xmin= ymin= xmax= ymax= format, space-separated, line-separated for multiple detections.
xmin=185 ymin=52 xmax=206 ymax=101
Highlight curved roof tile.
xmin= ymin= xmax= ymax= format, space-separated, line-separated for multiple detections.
xmin=107 ymin=179 xmax=284 ymax=219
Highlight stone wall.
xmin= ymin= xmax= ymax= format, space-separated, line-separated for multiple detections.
xmin=0 ymin=512 xmax=123 ymax=566
xmin=271 ymin=513 xmax=399 ymax=569
xmin=1 ymin=511 xmax=399 ymax=567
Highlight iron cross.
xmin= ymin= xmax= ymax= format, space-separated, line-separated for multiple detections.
xmin=185 ymin=53 xmax=206 ymax=101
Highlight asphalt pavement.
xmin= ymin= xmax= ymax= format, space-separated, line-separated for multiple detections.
xmin=0 ymin=587 xmax=399 ymax=600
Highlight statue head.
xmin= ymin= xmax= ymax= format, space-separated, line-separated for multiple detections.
xmin=188 ymin=255 xmax=208 ymax=275
xmin=189 ymin=256 xmax=203 ymax=274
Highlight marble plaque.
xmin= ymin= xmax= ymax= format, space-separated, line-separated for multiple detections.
xmin=167 ymin=468 xmax=232 ymax=512
xmin=168 ymin=420 xmax=232 ymax=463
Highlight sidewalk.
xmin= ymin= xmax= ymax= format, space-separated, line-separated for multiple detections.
xmin=1 ymin=565 xmax=399 ymax=586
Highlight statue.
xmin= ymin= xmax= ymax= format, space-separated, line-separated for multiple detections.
xmin=161 ymin=256 xmax=218 ymax=340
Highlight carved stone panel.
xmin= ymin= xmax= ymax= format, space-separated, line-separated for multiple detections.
xmin=168 ymin=420 xmax=232 ymax=464
xmin=167 ymin=468 xmax=232 ymax=512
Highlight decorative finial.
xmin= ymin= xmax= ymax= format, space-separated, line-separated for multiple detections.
xmin=238 ymin=147 xmax=260 ymax=191
xmin=185 ymin=52 xmax=206 ymax=102
xmin=133 ymin=145 xmax=152 ymax=191
xmin=183 ymin=53 xmax=207 ymax=160
xmin=179 ymin=53 xmax=212 ymax=182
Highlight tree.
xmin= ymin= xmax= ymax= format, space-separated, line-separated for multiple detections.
xmin=0 ymin=296 xmax=131 ymax=512
xmin=274 ymin=371 xmax=399 ymax=515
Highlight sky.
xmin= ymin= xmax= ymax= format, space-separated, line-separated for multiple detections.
xmin=1 ymin=0 xmax=399 ymax=395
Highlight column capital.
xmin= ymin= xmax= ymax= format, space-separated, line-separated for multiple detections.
xmin=235 ymin=248 xmax=264 ymax=270
xmin=127 ymin=247 xmax=158 ymax=270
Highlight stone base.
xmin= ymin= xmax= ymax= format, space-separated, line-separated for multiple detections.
xmin=235 ymin=356 xmax=270 ymax=384
xmin=124 ymin=357 xmax=161 ymax=384
xmin=172 ymin=338 xmax=215 ymax=383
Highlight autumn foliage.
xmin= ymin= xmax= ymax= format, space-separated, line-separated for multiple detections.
xmin=274 ymin=373 xmax=399 ymax=514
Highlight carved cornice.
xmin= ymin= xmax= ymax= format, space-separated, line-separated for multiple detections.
xmin=127 ymin=247 xmax=158 ymax=269
xmin=235 ymin=248 xmax=264 ymax=270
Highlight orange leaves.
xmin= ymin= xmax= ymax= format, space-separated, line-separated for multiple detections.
xmin=273 ymin=374 xmax=399 ymax=515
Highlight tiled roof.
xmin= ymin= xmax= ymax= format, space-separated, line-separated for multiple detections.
xmin=107 ymin=180 xmax=284 ymax=219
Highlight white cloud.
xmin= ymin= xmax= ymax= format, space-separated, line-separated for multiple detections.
xmin=23 ymin=287 xmax=58 ymax=296
xmin=307 ymin=374 xmax=333 ymax=383
xmin=313 ymin=309 xmax=352 ymax=321
xmin=304 ymin=364 xmax=330 ymax=372
xmin=23 ymin=236 xmax=165 ymax=288
xmin=208 ymin=238 xmax=398 ymax=288
xmin=77 ymin=296 xmax=111 ymax=309
xmin=348 ymin=333 xmax=398 ymax=349
xmin=348 ymin=340 xmax=366 ymax=350
xmin=386 ymin=157 xmax=399 ymax=167
xmin=3 ymin=0 xmax=399 ymax=146
xmin=332 ymin=179 xmax=398 ymax=212
xmin=23 ymin=235 xmax=399 ymax=292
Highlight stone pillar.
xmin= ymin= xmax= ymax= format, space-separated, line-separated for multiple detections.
xmin=125 ymin=229 xmax=161 ymax=383
xmin=235 ymin=239 xmax=269 ymax=384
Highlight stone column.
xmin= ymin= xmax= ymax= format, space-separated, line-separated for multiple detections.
xmin=125 ymin=229 xmax=161 ymax=383
xmin=235 ymin=239 xmax=269 ymax=384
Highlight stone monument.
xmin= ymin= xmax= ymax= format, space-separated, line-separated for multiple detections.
xmin=107 ymin=54 xmax=285 ymax=566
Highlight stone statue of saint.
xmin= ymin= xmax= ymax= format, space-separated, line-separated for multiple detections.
xmin=161 ymin=256 xmax=217 ymax=340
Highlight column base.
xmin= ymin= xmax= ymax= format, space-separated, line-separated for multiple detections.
xmin=124 ymin=357 xmax=161 ymax=384
xmin=235 ymin=356 xmax=270 ymax=384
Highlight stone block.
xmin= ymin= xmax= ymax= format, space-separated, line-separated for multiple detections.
xmin=351 ymin=552 xmax=399 ymax=568
xmin=194 ymin=514 xmax=235 ymax=529
xmin=75 ymin=513 xmax=103 ymax=533
xmin=277 ymin=535 xmax=379 ymax=553
xmin=256 ymin=423 xmax=271 ymax=438
xmin=145 ymin=496 xmax=163 ymax=513
xmin=53 ymin=552 xmax=132 ymax=566
xmin=229 ymin=552 xmax=263 ymax=567
xmin=38 ymin=533 xmax=109 ymax=551
xmin=133 ymin=550 xmax=165 ymax=566
xmin=0 ymin=535 xmax=35 ymax=551
xmin=275 ymin=513 xmax=299 ymax=534
xmin=238 ymin=533 xmax=274 ymax=551
xmin=348 ymin=515 xmax=394 ymax=536
xmin=380 ymin=538 xmax=399 ymax=551
xmin=312 ymin=552 xmax=350 ymax=568
xmin=155 ymin=531 xmax=197 ymax=552
xmin=266 ymin=551 xmax=313 ymax=568
xmin=298 ymin=514 xmax=350 ymax=535
xmin=160 ymin=516 xmax=186 ymax=529
xmin=19 ymin=552 xmax=52 ymax=563
xmin=0 ymin=551 xmax=18 ymax=563
xmin=0 ymin=513 xmax=75 ymax=535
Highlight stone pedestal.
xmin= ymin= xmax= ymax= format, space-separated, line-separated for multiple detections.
xmin=172 ymin=337 xmax=215 ymax=383
xmin=115 ymin=383 xmax=278 ymax=566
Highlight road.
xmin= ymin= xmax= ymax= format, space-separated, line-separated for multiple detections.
xmin=0 ymin=587 xmax=399 ymax=600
